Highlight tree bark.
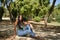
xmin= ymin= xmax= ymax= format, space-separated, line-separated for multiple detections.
xmin=44 ymin=0 xmax=56 ymax=27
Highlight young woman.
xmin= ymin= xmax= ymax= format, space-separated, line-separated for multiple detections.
xmin=17 ymin=17 xmax=35 ymax=36
xmin=14 ymin=15 xmax=23 ymax=35
xmin=13 ymin=15 xmax=44 ymax=40
xmin=14 ymin=15 xmax=35 ymax=36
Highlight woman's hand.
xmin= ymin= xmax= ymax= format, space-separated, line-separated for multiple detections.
xmin=33 ymin=29 xmax=35 ymax=32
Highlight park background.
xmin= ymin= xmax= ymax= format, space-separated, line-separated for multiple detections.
xmin=0 ymin=0 xmax=60 ymax=40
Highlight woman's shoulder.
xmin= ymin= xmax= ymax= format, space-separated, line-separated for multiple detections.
xmin=15 ymin=20 xmax=18 ymax=23
xmin=14 ymin=20 xmax=18 ymax=25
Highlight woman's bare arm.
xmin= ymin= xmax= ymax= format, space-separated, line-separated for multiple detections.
xmin=30 ymin=24 xmax=35 ymax=32
xmin=28 ymin=21 xmax=35 ymax=32
xmin=14 ymin=20 xmax=18 ymax=35
xmin=29 ymin=24 xmax=34 ymax=29
xmin=11 ymin=20 xmax=18 ymax=40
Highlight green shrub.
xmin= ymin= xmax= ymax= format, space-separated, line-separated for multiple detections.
xmin=56 ymin=15 xmax=60 ymax=23
xmin=47 ymin=17 xmax=52 ymax=23
xmin=33 ymin=17 xmax=40 ymax=22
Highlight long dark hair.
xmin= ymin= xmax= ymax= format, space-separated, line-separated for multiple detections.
xmin=18 ymin=15 xmax=23 ymax=22
xmin=17 ymin=15 xmax=23 ymax=29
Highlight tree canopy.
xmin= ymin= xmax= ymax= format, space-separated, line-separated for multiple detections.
xmin=0 ymin=0 xmax=60 ymax=23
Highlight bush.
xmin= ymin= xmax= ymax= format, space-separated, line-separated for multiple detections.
xmin=47 ymin=17 xmax=52 ymax=23
xmin=33 ymin=16 xmax=40 ymax=22
xmin=56 ymin=15 xmax=60 ymax=23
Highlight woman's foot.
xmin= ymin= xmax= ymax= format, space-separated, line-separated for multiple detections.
xmin=30 ymin=36 xmax=45 ymax=40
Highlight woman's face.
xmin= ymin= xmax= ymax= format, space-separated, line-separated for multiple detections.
xmin=19 ymin=15 xmax=22 ymax=21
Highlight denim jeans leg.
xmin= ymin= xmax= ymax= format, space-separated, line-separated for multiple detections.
xmin=17 ymin=25 xmax=35 ymax=36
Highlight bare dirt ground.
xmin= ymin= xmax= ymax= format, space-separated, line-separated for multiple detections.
xmin=0 ymin=21 xmax=60 ymax=40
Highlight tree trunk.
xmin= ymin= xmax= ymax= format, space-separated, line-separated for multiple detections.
xmin=0 ymin=13 xmax=3 ymax=21
xmin=0 ymin=7 xmax=4 ymax=22
xmin=44 ymin=0 xmax=56 ymax=27
xmin=0 ymin=0 xmax=5 ymax=22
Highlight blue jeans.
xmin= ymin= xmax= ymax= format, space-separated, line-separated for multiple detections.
xmin=17 ymin=25 xmax=35 ymax=37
